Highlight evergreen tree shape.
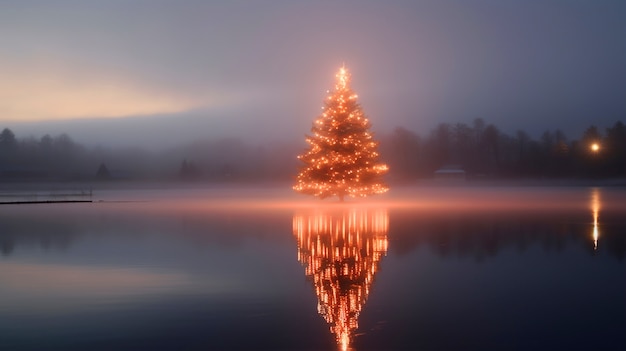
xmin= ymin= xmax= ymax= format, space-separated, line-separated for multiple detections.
xmin=96 ymin=163 xmax=111 ymax=179
xmin=294 ymin=66 xmax=389 ymax=201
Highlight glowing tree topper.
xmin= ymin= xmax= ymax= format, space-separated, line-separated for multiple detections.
xmin=294 ymin=65 xmax=389 ymax=201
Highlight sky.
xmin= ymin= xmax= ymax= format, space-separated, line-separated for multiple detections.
xmin=0 ymin=0 xmax=624 ymax=148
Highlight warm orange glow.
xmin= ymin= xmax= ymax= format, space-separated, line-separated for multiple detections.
xmin=293 ymin=208 xmax=388 ymax=349
xmin=294 ymin=65 xmax=389 ymax=200
xmin=590 ymin=143 xmax=600 ymax=152
xmin=0 ymin=67 xmax=207 ymax=121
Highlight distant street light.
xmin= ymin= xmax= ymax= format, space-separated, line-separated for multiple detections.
xmin=590 ymin=143 xmax=600 ymax=153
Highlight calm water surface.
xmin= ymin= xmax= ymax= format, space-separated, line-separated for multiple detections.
xmin=1 ymin=186 xmax=624 ymax=350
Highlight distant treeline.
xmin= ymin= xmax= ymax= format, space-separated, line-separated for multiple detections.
xmin=0 ymin=128 xmax=297 ymax=182
xmin=380 ymin=118 xmax=626 ymax=181
xmin=0 ymin=118 xmax=625 ymax=183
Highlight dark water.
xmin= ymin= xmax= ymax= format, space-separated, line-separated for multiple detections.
xmin=1 ymin=187 xmax=624 ymax=351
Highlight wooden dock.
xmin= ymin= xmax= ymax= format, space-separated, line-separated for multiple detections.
xmin=0 ymin=190 xmax=93 ymax=205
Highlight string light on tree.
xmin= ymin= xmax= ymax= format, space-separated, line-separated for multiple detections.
xmin=294 ymin=65 xmax=389 ymax=201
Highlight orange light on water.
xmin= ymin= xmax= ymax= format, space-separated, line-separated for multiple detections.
xmin=293 ymin=208 xmax=388 ymax=349
xmin=591 ymin=188 xmax=600 ymax=251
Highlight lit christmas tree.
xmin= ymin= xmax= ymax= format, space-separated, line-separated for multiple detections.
xmin=294 ymin=66 xmax=389 ymax=201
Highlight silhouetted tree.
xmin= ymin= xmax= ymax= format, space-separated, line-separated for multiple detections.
xmin=451 ymin=123 xmax=473 ymax=166
xmin=96 ymin=163 xmax=111 ymax=179
xmin=582 ymin=126 xmax=601 ymax=143
xmin=179 ymin=158 xmax=201 ymax=179
xmin=605 ymin=121 xmax=626 ymax=176
xmin=473 ymin=118 xmax=485 ymax=144
xmin=577 ymin=126 xmax=603 ymax=177
xmin=428 ymin=123 xmax=452 ymax=171
xmin=381 ymin=127 xmax=422 ymax=181
xmin=482 ymin=124 xmax=500 ymax=175
xmin=514 ymin=130 xmax=531 ymax=175
xmin=0 ymin=128 xmax=17 ymax=150
xmin=0 ymin=128 xmax=18 ymax=174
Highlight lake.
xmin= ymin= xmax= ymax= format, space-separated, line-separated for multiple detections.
xmin=1 ymin=186 xmax=624 ymax=350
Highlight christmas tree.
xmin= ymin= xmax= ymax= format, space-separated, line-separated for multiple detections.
xmin=294 ymin=66 xmax=389 ymax=201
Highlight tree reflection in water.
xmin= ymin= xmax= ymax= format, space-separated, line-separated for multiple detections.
xmin=293 ymin=207 xmax=388 ymax=351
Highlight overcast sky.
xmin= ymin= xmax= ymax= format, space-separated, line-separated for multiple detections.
xmin=1 ymin=0 xmax=624 ymax=147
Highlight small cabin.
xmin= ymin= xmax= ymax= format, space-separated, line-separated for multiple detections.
xmin=433 ymin=165 xmax=466 ymax=181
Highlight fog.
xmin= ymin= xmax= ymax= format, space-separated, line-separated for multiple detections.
xmin=1 ymin=0 xmax=624 ymax=149
xmin=2 ymin=185 xmax=624 ymax=351
xmin=2 ymin=186 xmax=625 ymax=261
xmin=3 ymin=185 xmax=626 ymax=212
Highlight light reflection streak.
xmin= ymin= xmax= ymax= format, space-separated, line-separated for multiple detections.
xmin=591 ymin=188 xmax=600 ymax=251
xmin=293 ymin=208 xmax=388 ymax=350
xmin=0 ymin=262 xmax=192 ymax=313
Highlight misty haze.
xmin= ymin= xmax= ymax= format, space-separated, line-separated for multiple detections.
xmin=1 ymin=1 xmax=625 ymax=351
